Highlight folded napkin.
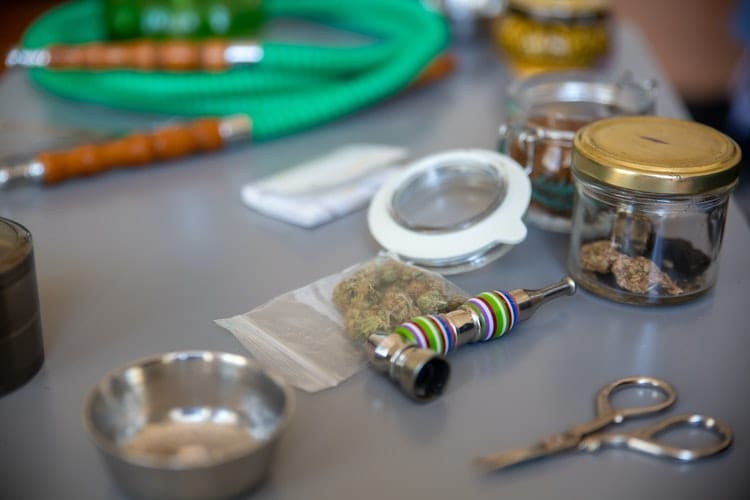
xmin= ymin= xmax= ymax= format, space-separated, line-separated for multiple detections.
xmin=241 ymin=144 xmax=408 ymax=228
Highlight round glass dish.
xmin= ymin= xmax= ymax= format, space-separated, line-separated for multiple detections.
xmin=368 ymin=149 xmax=531 ymax=274
xmin=567 ymin=116 xmax=741 ymax=305
xmin=498 ymin=70 xmax=657 ymax=232
xmin=490 ymin=0 xmax=611 ymax=76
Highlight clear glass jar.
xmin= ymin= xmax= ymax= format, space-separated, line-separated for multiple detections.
xmin=498 ymin=70 xmax=656 ymax=232
xmin=490 ymin=0 xmax=611 ymax=76
xmin=567 ymin=116 xmax=741 ymax=305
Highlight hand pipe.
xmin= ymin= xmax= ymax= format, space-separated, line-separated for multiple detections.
xmin=365 ymin=276 xmax=576 ymax=401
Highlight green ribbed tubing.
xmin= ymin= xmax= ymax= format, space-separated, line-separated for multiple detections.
xmin=21 ymin=0 xmax=449 ymax=140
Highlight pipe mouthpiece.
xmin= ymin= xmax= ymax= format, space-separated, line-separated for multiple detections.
xmin=556 ymin=276 xmax=577 ymax=297
xmin=510 ymin=276 xmax=576 ymax=321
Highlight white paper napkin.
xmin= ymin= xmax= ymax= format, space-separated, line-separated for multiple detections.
xmin=241 ymin=144 xmax=408 ymax=228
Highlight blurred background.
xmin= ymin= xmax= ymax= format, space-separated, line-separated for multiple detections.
xmin=3 ymin=1 xmax=746 ymax=132
xmin=1 ymin=0 xmax=748 ymax=213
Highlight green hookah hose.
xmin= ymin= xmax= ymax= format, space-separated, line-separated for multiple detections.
xmin=21 ymin=0 xmax=449 ymax=140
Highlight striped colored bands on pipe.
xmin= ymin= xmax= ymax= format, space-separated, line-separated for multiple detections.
xmin=494 ymin=290 xmax=519 ymax=334
xmin=479 ymin=291 xmax=511 ymax=339
xmin=393 ymin=291 xmax=519 ymax=352
xmin=466 ymin=296 xmax=494 ymax=342
xmin=466 ymin=290 xmax=520 ymax=341
xmin=480 ymin=293 xmax=504 ymax=340
xmin=414 ymin=316 xmax=444 ymax=354
xmin=394 ymin=314 xmax=456 ymax=354
xmin=431 ymin=314 xmax=457 ymax=353
xmin=395 ymin=322 xmax=428 ymax=349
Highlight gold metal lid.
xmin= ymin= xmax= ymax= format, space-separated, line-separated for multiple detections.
xmin=508 ymin=0 xmax=610 ymax=17
xmin=572 ymin=116 xmax=741 ymax=194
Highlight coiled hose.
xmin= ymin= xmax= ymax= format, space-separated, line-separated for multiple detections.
xmin=20 ymin=0 xmax=450 ymax=140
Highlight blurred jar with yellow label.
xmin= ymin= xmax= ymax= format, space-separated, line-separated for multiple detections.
xmin=491 ymin=0 xmax=610 ymax=76
xmin=104 ymin=0 xmax=265 ymax=40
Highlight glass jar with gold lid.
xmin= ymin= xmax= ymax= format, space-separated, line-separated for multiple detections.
xmin=567 ymin=116 xmax=741 ymax=305
xmin=491 ymin=0 xmax=610 ymax=76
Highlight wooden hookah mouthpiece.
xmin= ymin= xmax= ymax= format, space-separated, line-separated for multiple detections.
xmin=0 ymin=115 xmax=251 ymax=188
xmin=5 ymin=40 xmax=263 ymax=71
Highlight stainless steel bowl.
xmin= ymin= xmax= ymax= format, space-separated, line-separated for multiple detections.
xmin=83 ymin=351 xmax=294 ymax=500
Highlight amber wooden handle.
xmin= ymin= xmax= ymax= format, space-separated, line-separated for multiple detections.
xmin=38 ymin=118 xmax=226 ymax=184
xmin=410 ymin=52 xmax=456 ymax=88
xmin=47 ymin=40 xmax=231 ymax=71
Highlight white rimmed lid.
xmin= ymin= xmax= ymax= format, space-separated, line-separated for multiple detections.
xmin=367 ymin=149 xmax=531 ymax=274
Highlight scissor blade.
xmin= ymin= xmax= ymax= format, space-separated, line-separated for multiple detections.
xmin=475 ymin=432 xmax=579 ymax=471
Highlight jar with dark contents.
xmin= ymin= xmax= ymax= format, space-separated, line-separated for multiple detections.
xmin=1 ymin=217 xmax=44 ymax=395
xmin=567 ymin=116 xmax=741 ymax=305
xmin=490 ymin=0 xmax=610 ymax=76
xmin=499 ymin=71 xmax=656 ymax=232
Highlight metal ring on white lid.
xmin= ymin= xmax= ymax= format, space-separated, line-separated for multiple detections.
xmin=368 ymin=149 xmax=531 ymax=274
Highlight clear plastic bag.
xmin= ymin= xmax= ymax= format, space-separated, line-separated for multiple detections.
xmin=215 ymin=255 xmax=468 ymax=392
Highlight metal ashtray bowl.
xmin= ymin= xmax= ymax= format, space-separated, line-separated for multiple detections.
xmin=83 ymin=351 xmax=294 ymax=500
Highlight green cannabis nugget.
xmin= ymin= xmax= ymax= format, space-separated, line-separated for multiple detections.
xmin=332 ymin=259 xmax=466 ymax=341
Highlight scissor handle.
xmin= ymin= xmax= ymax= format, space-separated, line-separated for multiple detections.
xmin=596 ymin=376 xmax=677 ymax=422
xmin=581 ymin=414 xmax=733 ymax=461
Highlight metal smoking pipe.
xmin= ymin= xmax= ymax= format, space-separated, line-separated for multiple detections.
xmin=365 ymin=276 xmax=576 ymax=402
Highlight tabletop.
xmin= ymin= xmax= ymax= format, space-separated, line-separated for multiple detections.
xmin=1 ymin=21 xmax=749 ymax=500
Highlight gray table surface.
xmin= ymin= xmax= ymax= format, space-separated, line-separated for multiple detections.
xmin=1 ymin=22 xmax=749 ymax=500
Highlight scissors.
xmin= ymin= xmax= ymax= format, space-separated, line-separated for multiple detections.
xmin=476 ymin=376 xmax=733 ymax=471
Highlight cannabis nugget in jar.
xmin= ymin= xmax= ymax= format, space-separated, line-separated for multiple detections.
xmin=568 ymin=116 xmax=741 ymax=305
